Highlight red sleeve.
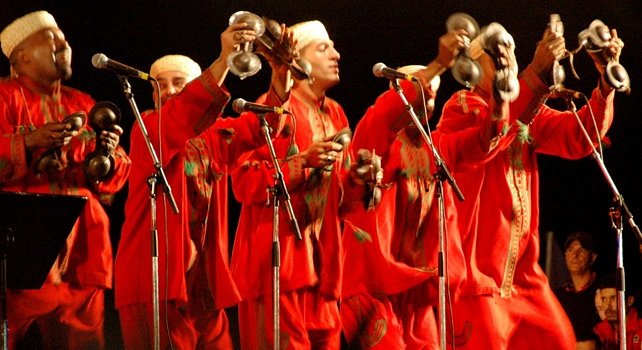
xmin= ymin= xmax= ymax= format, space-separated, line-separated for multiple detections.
xmin=208 ymin=91 xmax=284 ymax=168
xmin=132 ymin=69 xmax=230 ymax=166
xmin=512 ymin=65 xmax=552 ymax=125
xmin=529 ymin=86 xmax=614 ymax=159
xmin=0 ymin=88 xmax=31 ymax=181
xmin=432 ymin=90 xmax=516 ymax=171
xmin=351 ymin=80 xmax=423 ymax=157
xmin=231 ymin=151 xmax=307 ymax=205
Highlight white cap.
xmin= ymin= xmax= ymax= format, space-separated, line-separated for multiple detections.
xmin=391 ymin=65 xmax=441 ymax=92
xmin=1 ymin=11 xmax=58 ymax=58
xmin=150 ymin=54 xmax=202 ymax=82
xmin=290 ymin=20 xmax=330 ymax=50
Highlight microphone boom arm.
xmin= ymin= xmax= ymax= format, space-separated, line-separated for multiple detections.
xmin=565 ymin=97 xmax=641 ymax=241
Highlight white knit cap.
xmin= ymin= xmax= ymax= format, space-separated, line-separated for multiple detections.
xmin=290 ymin=20 xmax=330 ymax=50
xmin=391 ymin=65 xmax=441 ymax=91
xmin=150 ymin=55 xmax=202 ymax=82
xmin=1 ymin=11 xmax=58 ymax=58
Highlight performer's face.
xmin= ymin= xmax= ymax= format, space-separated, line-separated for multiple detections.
xmin=476 ymin=43 xmax=517 ymax=95
xmin=153 ymin=70 xmax=189 ymax=107
xmin=424 ymin=75 xmax=441 ymax=119
xmin=17 ymin=27 xmax=72 ymax=81
xmin=600 ymin=287 xmax=618 ymax=322
xmin=564 ymin=240 xmax=594 ymax=274
xmin=301 ymin=39 xmax=340 ymax=89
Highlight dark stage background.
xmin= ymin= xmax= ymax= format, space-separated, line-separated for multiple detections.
xmin=2 ymin=1 xmax=641 ymax=348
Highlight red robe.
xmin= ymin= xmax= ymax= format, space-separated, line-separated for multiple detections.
xmin=231 ymin=88 xmax=349 ymax=302
xmin=0 ymin=76 xmax=130 ymax=348
xmin=116 ymin=69 xmax=225 ymax=308
xmin=183 ymin=87 xmax=286 ymax=312
xmin=0 ymin=76 xmax=130 ymax=288
xmin=434 ymin=66 xmax=614 ymax=348
xmin=230 ymin=87 xmax=349 ymax=348
xmin=341 ymin=80 xmax=511 ymax=348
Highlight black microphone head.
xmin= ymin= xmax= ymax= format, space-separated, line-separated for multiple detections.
xmin=232 ymin=98 xmax=247 ymax=114
xmin=372 ymin=63 xmax=386 ymax=77
xmin=92 ymin=53 xmax=108 ymax=68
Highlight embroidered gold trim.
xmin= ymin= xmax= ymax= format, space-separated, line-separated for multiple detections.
xmin=500 ymin=150 xmax=530 ymax=298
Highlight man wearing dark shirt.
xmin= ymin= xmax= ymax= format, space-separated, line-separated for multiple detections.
xmin=555 ymin=231 xmax=602 ymax=349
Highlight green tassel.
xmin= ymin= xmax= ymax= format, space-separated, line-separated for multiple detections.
xmin=287 ymin=144 xmax=299 ymax=158
xmin=354 ymin=227 xmax=373 ymax=243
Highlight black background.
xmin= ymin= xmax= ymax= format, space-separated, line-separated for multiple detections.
xmin=2 ymin=1 xmax=641 ymax=348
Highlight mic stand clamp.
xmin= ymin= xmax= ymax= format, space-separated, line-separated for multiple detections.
xmin=256 ymin=112 xmax=302 ymax=350
xmin=390 ymin=79 xmax=463 ymax=350
xmin=117 ymin=75 xmax=178 ymax=350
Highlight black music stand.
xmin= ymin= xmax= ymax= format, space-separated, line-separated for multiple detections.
xmin=0 ymin=191 xmax=87 ymax=349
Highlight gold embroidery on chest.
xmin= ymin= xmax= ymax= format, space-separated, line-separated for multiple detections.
xmin=501 ymin=157 xmax=530 ymax=298
xmin=396 ymin=132 xmax=435 ymax=268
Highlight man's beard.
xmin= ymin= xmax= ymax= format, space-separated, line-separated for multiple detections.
xmin=57 ymin=65 xmax=72 ymax=80
xmin=54 ymin=49 xmax=72 ymax=80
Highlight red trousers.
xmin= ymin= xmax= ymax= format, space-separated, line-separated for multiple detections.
xmin=449 ymin=292 xmax=575 ymax=350
xmin=119 ymin=302 xmax=233 ymax=349
xmin=7 ymin=282 xmax=104 ymax=350
xmin=341 ymin=289 xmax=439 ymax=350
xmin=238 ymin=288 xmax=341 ymax=349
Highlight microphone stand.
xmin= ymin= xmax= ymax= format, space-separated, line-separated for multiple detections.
xmin=255 ymin=112 xmax=302 ymax=350
xmin=390 ymin=80 xmax=464 ymax=350
xmin=610 ymin=203 xmax=627 ymax=350
xmin=565 ymin=96 xmax=642 ymax=350
xmin=117 ymin=75 xmax=179 ymax=350
xmin=0 ymin=229 xmax=12 ymax=350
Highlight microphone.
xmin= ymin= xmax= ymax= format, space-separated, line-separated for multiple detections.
xmin=92 ymin=53 xmax=151 ymax=81
xmin=549 ymin=86 xmax=583 ymax=99
xmin=232 ymin=98 xmax=291 ymax=115
xmin=372 ymin=63 xmax=418 ymax=82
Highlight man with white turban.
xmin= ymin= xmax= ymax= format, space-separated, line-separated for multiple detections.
xmin=115 ymin=23 xmax=296 ymax=349
xmin=231 ymin=19 xmax=348 ymax=349
xmin=0 ymin=10 xmax=131 ymax=349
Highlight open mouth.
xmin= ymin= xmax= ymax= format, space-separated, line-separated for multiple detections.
xmin=54 ymin=50 xmax=70 ymax=64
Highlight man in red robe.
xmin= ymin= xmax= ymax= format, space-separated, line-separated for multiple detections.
xmin=435 ymin=22 xmax=622 ymax=349
xmin=231 ymin=20 xmax=349 ymax=349
xmin=0 ymin=10 xmax=131 ymax=349
xmin=341 ymin=30 xmax=518 ymax=349
xmin=115 ymin=24 xmax=291 ymax=349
